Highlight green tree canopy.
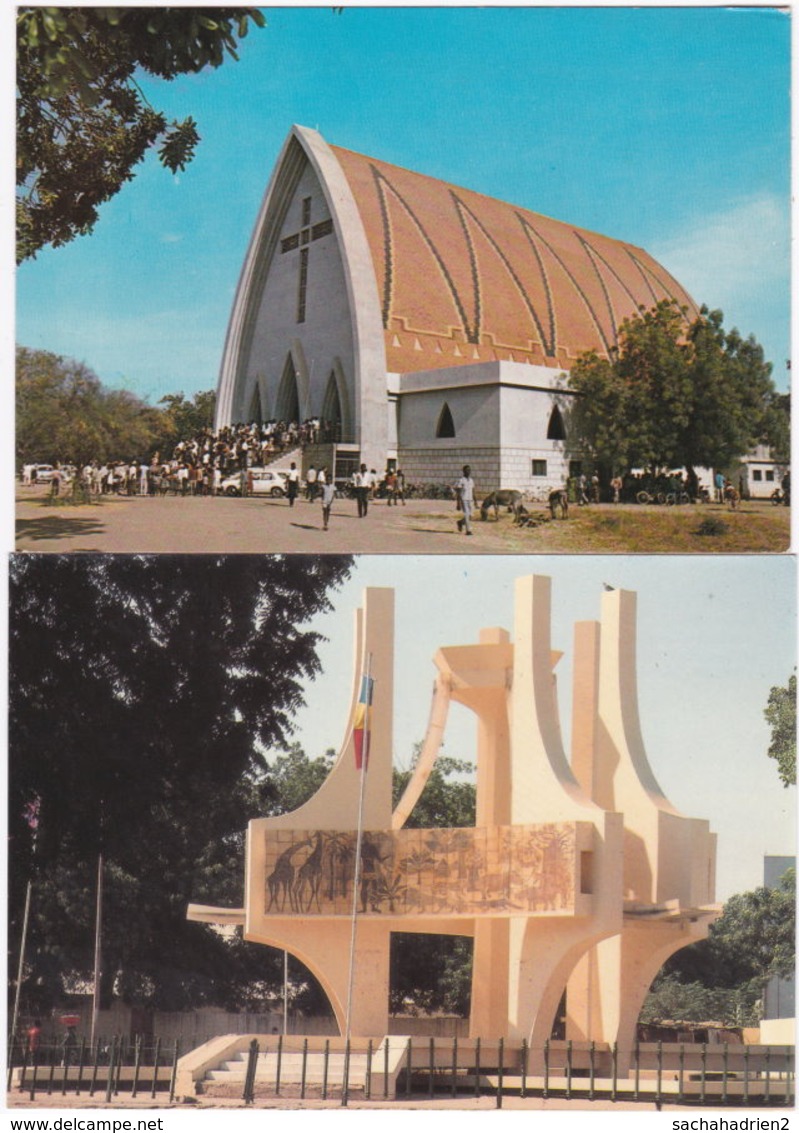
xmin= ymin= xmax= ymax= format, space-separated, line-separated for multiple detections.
xmin=151 ymin=390 xmax=217 ymax=456
xmin=17 ymin=345 xmax=220 ymax=469
xmin=644 ymin=868 xmax=796 ymax=1026
xmin=764 ymin=675 xmax=796 ymax=787
xmin=254 ymin=742 xmax=477 ymax=1016
xmin=17 ymin=7 xmax=265 ymax=261
xmin=568 ymin=301 xmax=787 ymax=480
xmin=16 ymin=345 xmax=164 ymax=468
xmin=9 ymin=554 xmax=352 ymax=1012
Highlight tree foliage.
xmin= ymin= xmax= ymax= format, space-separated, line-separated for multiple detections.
xmin=17 ymin=7 xmax=265 ymax=261
xmin=764 ymin=675 xmax=796 ymax=787
xmin=644 ymin=868 xmax=796 ymax=1026
xmin=568 ymin=301 xmax=787 ymax=479
xmin=17 ymin=345 xmax=216 ymax=468
xmin=255 ymin=742 xmax=477 ymax=1016
xmin=153 ymin=390 xmax=217 ymax=454
xmin=16 ymin=345 xmax=163 ymax=468
xmin=392 ymin=752 xmax=476 ymax=829
xmin=9 ymin=554 xmax=353 ymax=1012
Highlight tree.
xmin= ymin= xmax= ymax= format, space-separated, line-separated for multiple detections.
xmin=764 ymin=675 xmax=796 ymax=787
xmin=390 ymin=751 xmax=476 ymax=1015
xmin=261 ymin=743 xmax=336 ymax=817
xmin=644 ymin=868 xmax=796 ymax=1026
xmin=17 ymin=7 xmax=265 ymax=261
xmin=568 ymin=301 xmax=787 ymax=484
xmin=150 ymin=390 xmax=217 ymax=457
xmin=251 ymin=742 xmax=477 ymax=1016
xmin=9 ymin=554 xmax=353 ymax=1012
xmin=392 ymin=752 xmax=476 ymax=829
xmin=16 ymin=345 xmax=163 ymax=469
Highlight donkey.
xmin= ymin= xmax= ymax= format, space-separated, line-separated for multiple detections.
xmin=480 ymin=489 xmax=526 ymax=522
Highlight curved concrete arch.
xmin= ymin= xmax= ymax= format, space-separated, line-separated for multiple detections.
xmin=290 ymin=127 xmax=388 ymax=469
xmin=612 ymin=917 xmax=712 ymax=1062
xmin=511 ymin=575 xmax=602 ymax=824
xmin=242 ymin=927 xmax=348 ymax=1034
xmin=391 ymin=675 xmax=452 ymax=830
xmin=597 ymin=588 xmax=678 ymax=814
xmin=216 ymin=131 xmax=309 ymax=428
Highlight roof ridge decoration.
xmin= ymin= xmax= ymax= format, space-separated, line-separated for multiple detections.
xmin=332 ymin=140 xmax=699 ymax=371
xmin=370 ymin=162 xmax=478 ymax=342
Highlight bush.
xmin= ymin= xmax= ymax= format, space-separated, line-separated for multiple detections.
xmin=695 ymin=517 xmax=728 ymax=537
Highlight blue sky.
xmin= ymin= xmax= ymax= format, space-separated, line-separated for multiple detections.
xmin=291 ymin=555 xmax=795 ymax=904
xmin=13 ymin=5 xmax=792 ymax=406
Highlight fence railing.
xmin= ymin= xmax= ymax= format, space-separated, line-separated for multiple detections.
xmin=8 ymin=1034 xmax=794 ymax=1106
xmin=8 ymin=1036 xmax=180 ymax=1103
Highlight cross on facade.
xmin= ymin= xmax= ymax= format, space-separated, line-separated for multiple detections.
xmin=280 ymin=195 xmax=334 ymax=323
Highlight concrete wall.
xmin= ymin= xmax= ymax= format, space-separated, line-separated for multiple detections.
xmin=396 ymin=361 xmax=577 ymax=489
xmin=240 ymin=162 xmax=354 ymax=427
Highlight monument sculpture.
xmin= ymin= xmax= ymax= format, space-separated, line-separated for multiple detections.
xmin=189 ymin=576 xmax=718 ymax=1062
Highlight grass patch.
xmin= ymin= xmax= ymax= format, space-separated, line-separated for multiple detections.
xmin=404 ymin=502 xmax=790 ymax=553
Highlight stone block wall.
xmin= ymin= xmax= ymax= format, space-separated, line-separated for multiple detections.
xmin=396 ymin=446 xmax=501 ymax=491
xmin=398 ymin=446 xmax=572 ymax=493
xmin=500 ymin=447 xmax=571 ymax=493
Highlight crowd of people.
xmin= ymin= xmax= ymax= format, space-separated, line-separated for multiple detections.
xmin=20 ymin=418 xmax=346 ymax=498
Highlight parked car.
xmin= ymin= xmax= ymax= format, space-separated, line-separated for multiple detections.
xmin=221 ymin=467 xmax=288 ymax=497
xmin=29 ymin=463 xmax=56 ymax=483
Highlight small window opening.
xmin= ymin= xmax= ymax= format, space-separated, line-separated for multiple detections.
xmin=436 ymin=403 xmax=456 ymax=438
xmin=580 ymin=851 xmax=594 ymax=895
xmin=547 ymin=405 xmax=566 ymax=440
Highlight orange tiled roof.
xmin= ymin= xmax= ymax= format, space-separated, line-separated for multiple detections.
xmin=331 ymin=145 xmax=698 ymax=374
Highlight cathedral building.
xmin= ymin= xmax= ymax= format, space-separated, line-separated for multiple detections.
xmin=216 ymin=125 xmax=698 ymax=489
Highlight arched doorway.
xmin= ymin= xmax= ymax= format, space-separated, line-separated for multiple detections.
xmin=321 ymin=371 xmax=343 ymax=442
xmin=275 ymin=356 xmax=301 ymax=423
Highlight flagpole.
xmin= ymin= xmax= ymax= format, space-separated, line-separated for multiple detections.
xmin=10 ymin=880 xmax=32 ymax=1048
xmin=91 ymin=853 xmax=103 ymax=1047
xmin=344 ymin=651 xmax=372 ymax=1053
xmin=283 ymin=949 xmax=289 ymax=1034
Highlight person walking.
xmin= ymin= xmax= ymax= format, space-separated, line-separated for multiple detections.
xmin=353 ymin=463 xmax=371 ymax=517
xmin=454 ymin=464 xmax=475 ymax=535
xmin=394 ymin=468 xmax=406 ymax=505
xmin=286 ymin=462 xmax=300 ymax=507
xmin=384 ymin=467 xmax=396 ymax=505
xmin=320 ymin=470 xmax=336 ymax=530
xmin=305 ymin=464 xmax=318 ymax=500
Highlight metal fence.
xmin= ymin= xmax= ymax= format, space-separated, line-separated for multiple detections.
xmin=7 ymin=1036 xmax=180 ymax=1103
xmin=8 ymin=1034 xmax=794 ymax=1106
xmin=233 ymin=1035 xmax=795 ymax=1107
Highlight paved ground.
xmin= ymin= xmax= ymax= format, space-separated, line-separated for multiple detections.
xmin=14 ymin=488 xmax=527 ymax=555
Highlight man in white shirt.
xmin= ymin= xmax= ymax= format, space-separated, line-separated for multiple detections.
xmin=454 ymin=464 xmax=475 ymax=535
xmin=353 ymin=463 xmax=372 ymax=517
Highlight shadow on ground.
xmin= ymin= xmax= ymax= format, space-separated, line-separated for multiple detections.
xmin=17 ymin=516 xmax=106 ymax=544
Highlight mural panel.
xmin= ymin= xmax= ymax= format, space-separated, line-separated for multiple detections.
xmin=263 ymin=823 xmax=577 ymax=918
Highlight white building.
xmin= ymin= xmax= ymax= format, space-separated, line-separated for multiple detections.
xmin=216 ymin=125 xmax=698 ymax=489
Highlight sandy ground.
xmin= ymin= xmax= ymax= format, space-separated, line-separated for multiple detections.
xmin=15 ymin=489 xmax=509 ymax=555
xmin=4 ymin=1088 xmax=728 ymax=1111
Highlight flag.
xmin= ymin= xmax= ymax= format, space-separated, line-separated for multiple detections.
xmin=353 ymin=674 xmax=374 ymax=770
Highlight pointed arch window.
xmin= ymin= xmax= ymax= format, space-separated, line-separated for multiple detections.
xmin=276 ymin=356 xmax=301 ymax=423
xmin=547 ymin=404 xmax=566 ymax=441
xmin=436 ymin=402 xmax=456 ymax=438
xmin=321 ymin=372 xmax=343 ymax=442
xmin=248 ymin=383 xmax=263 ymax=424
